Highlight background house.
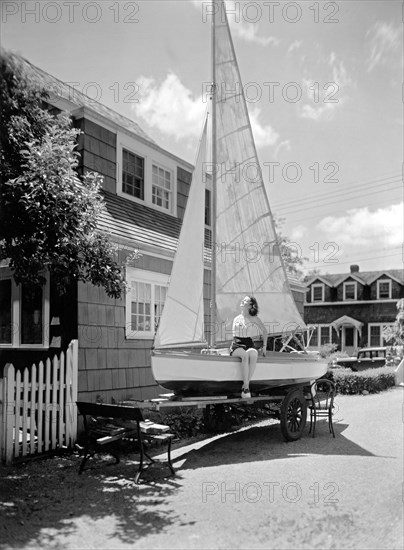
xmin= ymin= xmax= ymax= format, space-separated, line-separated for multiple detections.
xmin=0 ymin=55 xmax=306 ymax=404
xmin=304 ymin=264 xmax=404 ymax=354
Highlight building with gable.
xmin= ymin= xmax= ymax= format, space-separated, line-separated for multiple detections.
xmin=304 ymin=265 xmax=404 ymax=354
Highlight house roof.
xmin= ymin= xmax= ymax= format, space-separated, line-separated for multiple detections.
xmin=15 ymin=54 xmax=156 ymax=146
xmin=306 ymin=269 xmax=404 ymax=287
xmin=98 ymin=190 xmax=182 ymax=256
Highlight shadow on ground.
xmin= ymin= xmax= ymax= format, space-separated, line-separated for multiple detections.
xmin=173 ymin=419 xmax=394 ymax=471
xmin=0 ymin=453 xmax=185 ymax=549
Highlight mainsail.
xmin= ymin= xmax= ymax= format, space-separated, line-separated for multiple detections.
xmin=213 ymin=0 xmax=306 ymax=341
xmin=153 ymin=122 xmax=208 ymax=348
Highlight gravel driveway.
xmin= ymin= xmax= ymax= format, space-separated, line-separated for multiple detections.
xmin=1 ymin=387 xmax=403 ymax=550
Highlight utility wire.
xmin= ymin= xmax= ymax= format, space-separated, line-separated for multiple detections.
xmin=271 ymin=171 xmax=402 ymax=209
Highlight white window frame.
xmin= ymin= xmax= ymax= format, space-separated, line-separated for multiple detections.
xmin=311 ymin=284 xmax=325 ymax=302
xmin=0 ymin=268 xmax=50 ymax=349
xmin=151 ymin=162 xmax=173 ymax=212
xmin=343 ymin=281 xmax=357 ymax=301
xmin=307 ymin=324 xmax=333 ymax=348
xmin=377 ymin=279 xmax=392 ymax=299
xmin=116 ymin=132 xmax=177 ymax=216
xmin=122 ymin=147 xmax=145 ymax=201
xmin=368 ymin=323 xmax=394 ymax=347
xmin=125 ymin=268 xmax=169 ymax=340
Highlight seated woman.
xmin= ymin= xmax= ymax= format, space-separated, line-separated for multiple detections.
xmin=230 ymin=296 xmax=268 ymax=399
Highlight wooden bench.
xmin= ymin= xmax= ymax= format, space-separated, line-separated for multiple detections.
xmin=76 ymin=401 xmax=175 ymax=484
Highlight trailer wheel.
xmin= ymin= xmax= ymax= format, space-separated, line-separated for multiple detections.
xmin=280 ymin=388 xmax=307 ymax=442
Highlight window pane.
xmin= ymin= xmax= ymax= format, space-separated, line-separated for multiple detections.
xmin=205 ymin=189 xmax=211 ymax=226
xmin=154 ymin=284 xmax=168 ymax=331
xmin=313 ymin=286 xmax=323 ymax=301
xmin=122 ymin=149 xmax=144 ymax=199
xmin=320 ymin=327 xmax=330 ymax=345
xmin=310 ymin=328 xmax=318 ymax=346
xmin=370 ymin=326 xmax=381 ymax=346
xmin=152 ymin=164 xmax=171 ymax=210
xmin=379 ymin=282 xmax=390 ymax=298
xmin=21 ymin=284 xmax=43 ymax=344
xmin=131 ymin=282 xmax=151 ymax=332
xmin=345 ymin=284 xmax=355 ymax=299
xmin=0 ymin=279 xmax=12 ymax=344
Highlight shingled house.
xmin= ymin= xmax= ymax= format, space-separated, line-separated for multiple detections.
xmin=0 ymin=55 xmax=306 ymax=403
xmin=304 ymin=265 xmax=404 ymax=355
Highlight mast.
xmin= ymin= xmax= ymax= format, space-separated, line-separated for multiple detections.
xmin=210 ymin=0 xmax=218 ymax=348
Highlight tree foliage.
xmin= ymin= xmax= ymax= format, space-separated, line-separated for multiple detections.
xmin=0 ymin=50 xmax=131 ymax=298
xmin=383 ymin=298 xmax=404 ymax=346
xmin=274 ymin=216 xmax=307 ymax=279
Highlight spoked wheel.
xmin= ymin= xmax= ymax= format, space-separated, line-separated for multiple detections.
xmin=280 ymin=388 xmax=307 ymax=442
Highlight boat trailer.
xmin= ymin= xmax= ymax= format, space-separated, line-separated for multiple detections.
xmin=123 ymin=386 xmax=310 ymax=442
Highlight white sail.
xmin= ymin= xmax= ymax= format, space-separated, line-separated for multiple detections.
xmin=154 ymin=121 xmax=208 ymax=348
xmin=213 ymin=0 xmax=306 ymax=341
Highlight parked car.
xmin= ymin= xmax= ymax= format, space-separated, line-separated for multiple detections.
xmin=332 ymin=347 xmax=387 ymax=371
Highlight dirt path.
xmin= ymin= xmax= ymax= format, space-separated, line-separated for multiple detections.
xmin=1 ymin=387 xmax=403 ymax=550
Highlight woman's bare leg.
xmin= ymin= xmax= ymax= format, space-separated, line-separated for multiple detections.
xmin=232 ymin=348 xmax=249 ymax=389
xmin=247 ymin=348 xmax=258 ymax=381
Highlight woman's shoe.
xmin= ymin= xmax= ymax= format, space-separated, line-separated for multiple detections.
xmin=241 ymin=387 xmax=251 ymax=399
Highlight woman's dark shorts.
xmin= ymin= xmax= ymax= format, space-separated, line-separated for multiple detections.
xmin=230 ymin=336 xmax=255 ymax=356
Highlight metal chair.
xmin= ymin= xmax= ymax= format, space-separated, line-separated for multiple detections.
xmin=308 ymin=379 xmax=336 ymax=438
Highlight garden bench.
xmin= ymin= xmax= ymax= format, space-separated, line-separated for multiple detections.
xmin=76 ymin=401 xmax=175 ymax=483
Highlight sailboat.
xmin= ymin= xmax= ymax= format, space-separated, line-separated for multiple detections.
xmin=151 ymin=0 xmax=327 ymax=396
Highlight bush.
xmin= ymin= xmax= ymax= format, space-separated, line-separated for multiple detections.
xmin=318 ymin=343 xmax=338 ymax=358
xmin=325 ymin=366 xmax=396 ymax=394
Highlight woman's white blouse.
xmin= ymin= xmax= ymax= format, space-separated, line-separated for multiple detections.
xmin=233 ymin=315 xmax=263 ymax=338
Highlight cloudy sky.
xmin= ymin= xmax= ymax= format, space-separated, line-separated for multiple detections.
xmin=2 ymin=0 xmax=403 ymax=274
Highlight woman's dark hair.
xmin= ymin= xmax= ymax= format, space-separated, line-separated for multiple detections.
xmin=248 ymin=296 xmax=258 ymax=316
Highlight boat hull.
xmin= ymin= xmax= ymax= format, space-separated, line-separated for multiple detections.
xmin=151 ymin=350 xmax=328 ymax=396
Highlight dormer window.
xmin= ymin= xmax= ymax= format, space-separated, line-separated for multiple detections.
xmin=152 ymin=164 xmax=172 ymax=211
xmin=117 ymin=133 xmax=178 ymax=216
xmin=122 ymin=149 xmax=144 ymax=200
xmin=343 ymin=282 xmax=357 ymax=301
xmin=311 ymin=284 xmax=325 ymax=302
xmin=377 ymin=279 xmax=391 ymax=299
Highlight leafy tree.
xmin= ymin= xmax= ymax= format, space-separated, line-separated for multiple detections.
xmin=384 ymin=299 xmax=404 ymax=346
xmin=274 ymin=216 xmax=307 ymax=279
xmin=0 ymin=50 xmax=132 ymax=298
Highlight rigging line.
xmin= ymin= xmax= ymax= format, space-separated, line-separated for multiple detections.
xmin=274 ymin=186 xmax=401 ymax=214
xmin=272 ymin=178 xmax=403 ymax=210
xmin=275 ymin=186 xmax=403 ymax=216
xmin=273 ymin=183 xmax=402 ymax=214
xmin=334 ymin=246 xmax=404 ymax=259
xmin=304 ymin=252 xmax=403 ymax=268
xmin=277 ymin=195 xmax=403 ymax=223
xmin=273 ymin=180 xmax=402 ymax=212
xmin=271 ymin=173 xmax=402 ymax=208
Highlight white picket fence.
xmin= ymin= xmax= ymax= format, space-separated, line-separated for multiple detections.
xmin=1 ymin=340 xmax=78 ymax=464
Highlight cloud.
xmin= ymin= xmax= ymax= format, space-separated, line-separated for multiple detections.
xmin=300 ymin=53 xmax=351 ymax=121
xmin=248 ymin=106 xmax=279 ymax=148
xmin=274 ymin=139 xmax=291 ymax=158
xmin=288 ymin=40 xmax=302 ymax=53
xmin=290 ymin=225 xmax=308 ymax=241
xmin=366 ymin=22 xmax=401 ymax=72
xmin=316 ymin=203 xmax=403 ymax=247
xmin=133 ymin=73 xmax=282 ymax=151
xmin=230 ymin=19 xmax=279 ymax=47
xmin=132 ymin=73 xmax=205 ymax=141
